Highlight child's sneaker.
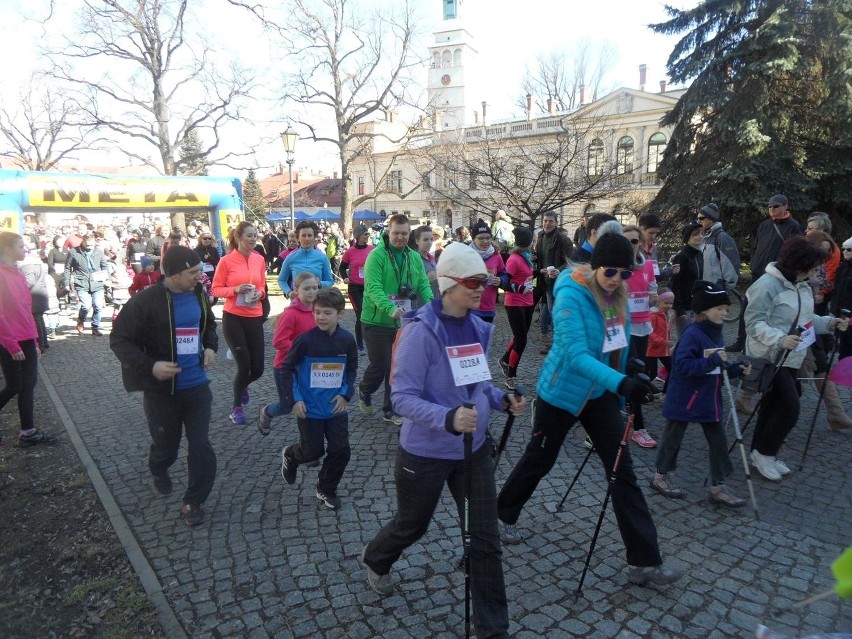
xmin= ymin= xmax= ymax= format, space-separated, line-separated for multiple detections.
xmin=257 ymin=404 xmax=272 ymax=436
xmin=18 ymin=430 xmax=57 ymax=447
xmin=229 ymin=406 xmax=246 ymax=425
xmin=505 ymin=377 xmax=516 ymax=391
xmin=280 ymin=447 xmax=297 ymax=484
xmin=241 ymin=388 xmax=250 ymax=406
xmin=359 ymin=391 xmax=374 ymax=416
xmin=631 ymin=429 xmax=657 ymax=448
xmin=316 ymin=488 xmax=342 ymax=510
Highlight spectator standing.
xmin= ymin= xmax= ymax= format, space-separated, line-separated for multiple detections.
xmin=534 ymin=211 xmax=573 ymax=353
xmin=110 ymin=246 xmax=218 ymax=526
xmin=211 ymin=222 xmax=267 ymax=425
xmin=497 ymin=226 xmax=535 ymax=390
xmin=469 ymin=218 xmax=506 ymax=324
xmin=358 ymin=215 xmax=433 ymax=425
xmin=361 ymin=242 xmax=526 ymax=638
xmin=64 ymin=233 xmax=109 ymax=336
xmin=698 ymin=203 xmax=740 ymax=289
xmin=749 ymin=194 xmax=803 ymax=279
xmin=670 ymin=222 xmax=705 ymax=333
xmin=340 ymin=225 xmax=375 ymax=353
xmin=279 ymin=288 xmax=358 ymax=510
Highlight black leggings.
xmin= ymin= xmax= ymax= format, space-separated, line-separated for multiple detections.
xmin=628 ymin=334 xmax=650 ymax=431
xmin=221 ymin=312 xmax=266 ymax=408
xmin=502 ymin=305 xmax=534 ymax=377
xmin=347 ymin=283 xmax=365 ymax=348
xmin=0 ymin=339 xmax=38 ymax=430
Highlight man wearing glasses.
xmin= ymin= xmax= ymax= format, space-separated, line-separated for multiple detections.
xmin=697 ymin=203 xmax=739 ymax=290
xmin=749 ymin=194 xmax=803 ymax=279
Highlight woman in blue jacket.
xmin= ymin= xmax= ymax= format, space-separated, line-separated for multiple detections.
xmin=497 ymin=233 xmax=682 ymax=587
xmin=651 ymin=281 xmax=749 ymax=507
xmin=361 ymin=242 xmax=525 ymax=639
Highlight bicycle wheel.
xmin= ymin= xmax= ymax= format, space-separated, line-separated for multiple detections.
xmin=725 ymin=287 xmax=743 ymax=323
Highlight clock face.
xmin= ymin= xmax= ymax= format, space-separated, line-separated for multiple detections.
xmin=441 ymin=74 xmax=451 ymax=86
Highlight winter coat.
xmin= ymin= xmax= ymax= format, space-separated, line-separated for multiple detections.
xmin=749 ymin=216 xmax=803 ymax=279
xmin=701 ymin=223 xmax=740 ymax=288
xmin=130 ymin=270 xmax=162 ymax=296
xmin=537 ymin=267 xmax=631 ymax=415
xmin=63 ymin=246 xmax=110 ymax=293
xmin=194 ymin=244 xmax=221 ymax=279
xmin=361 ymin=233 xmax=433 ymax=329
xmin=534 ymin=228 xmax=573 ymax=289
xmin=391 ymin=299 xmax=507 ymax=460
xmin=670 ymin=245 xmax=703 ymax=317
xmin=0 ymin=262 xmax=38 ymax=354
xmin=19 ymin=259 xmax=51 ymax=314
xmin=648 ymin=308 xmax=674 ymax=358
xmin=110 ymin=280 xmax=217 ymax=395
xmin=662 ymin=320 xmax=743 ymax=423
xmin=273 ymin=298 xmax=316 ymax=368
xmin=830 ymin=258 xmax=852 ymax=317
xmin=745 ymin=262 xmax=832 ymax=370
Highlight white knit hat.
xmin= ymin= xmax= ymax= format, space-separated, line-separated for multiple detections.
xmin=436 ymin=242 xmax=487 ymax=294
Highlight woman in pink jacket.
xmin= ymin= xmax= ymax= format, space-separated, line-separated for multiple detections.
xmin=0 ymin=233 xmax=55 ymax=446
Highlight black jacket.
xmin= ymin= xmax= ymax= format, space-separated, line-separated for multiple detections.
xmin=110 ymin=280 xmax=217 ymax=395
xmin=749 ymin=217 xmax=803 ymax=279
xmin=534 ymin=228 xmax=574 ymax=288
xmin=831 ymin=259 xmax=852 ymax=317
xmin=671 ymin=245 xmax=704 ymax=316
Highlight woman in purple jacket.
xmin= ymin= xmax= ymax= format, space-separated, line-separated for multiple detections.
xmin=360 ymin=242 xmax=525 ymax=639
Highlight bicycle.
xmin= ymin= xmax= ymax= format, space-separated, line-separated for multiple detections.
xmin=724 ymin=286 xmax=743 ymax=323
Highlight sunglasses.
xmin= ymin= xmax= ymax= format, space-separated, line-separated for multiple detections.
xmin=769 ymin=204 xmax=783 ymax=209
xmin=445 ymin=275 xmax=488 ymax=289
xmin=601 ymin=267 xmax=633 ymax=280
xmin=843 ymin=247 xmax=852 ymax=252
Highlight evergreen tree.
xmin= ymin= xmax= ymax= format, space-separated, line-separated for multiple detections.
xmin=243 ymin=169 xmax=267 ymax=223
xmin=649 ymin=0 xmax=852 ymax=246
xmin=177 ymin=129 xmax=208 ymax=176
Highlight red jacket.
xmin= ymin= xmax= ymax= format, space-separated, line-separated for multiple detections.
xmin=129 ymin=270 xmax=162 ymax=296
xmin=273 ymin=299 xmax=316 ymax=368
xmin=648 ymin=308 xmax=675 ymax=357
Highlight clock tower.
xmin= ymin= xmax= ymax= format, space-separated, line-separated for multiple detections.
xmin=427 ymin=0 xmax=478 ymax=130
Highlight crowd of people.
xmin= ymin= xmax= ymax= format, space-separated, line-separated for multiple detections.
xmin=1 ymin=197 xmax=850 ymax=638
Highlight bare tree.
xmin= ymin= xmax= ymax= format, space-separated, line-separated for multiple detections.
xmin=517 ymin=40 xmax=615 ymax=114
xmin=232 ymin=0 xmax=426 ymax=236
xmin=0 ymin=76 xmax=100 ymax=171
xmin=413 ymin=109 xmax=633 ymax=228
xmin=46 ymin=0 xmax=255 ymax=228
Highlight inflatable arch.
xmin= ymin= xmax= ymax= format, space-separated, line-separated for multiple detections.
xmin=0 ymin=169 xmax=244 ymax=241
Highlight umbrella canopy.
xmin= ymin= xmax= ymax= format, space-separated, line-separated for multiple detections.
xmin=266 ymin=212 xmax=288 ymax=222
xmin=354 ymin=209 xmax=383 ymax=221
xmin=312 ymin=209 xmax=340 ymax=221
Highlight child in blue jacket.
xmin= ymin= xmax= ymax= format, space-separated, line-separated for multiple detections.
xmin=651 ymin=281 xmax=750 ymax=507
xmin=278 ymin=287 xmax=358 ymax=510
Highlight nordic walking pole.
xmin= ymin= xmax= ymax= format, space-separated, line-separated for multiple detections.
xmin=493 ymin=384 xmax=527 ymax=466
xmin=799 ymin=308 xmax=850 ymax=470
xmin=575 ymin=406 xmax=636 ymax=600
xmin=722 ymin=366 xmax=760 ymax=519
xmin=557 ymin=444 xmax=595 ymax=512
xmin=462 ymin=403 xmax=474 ymax=639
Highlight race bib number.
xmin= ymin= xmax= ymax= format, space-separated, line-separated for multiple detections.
xmin=53 ymin=263 xmax=65 ymax=275
xmin=91 ymin=270 xmax=108 ymax=282
xmin=202 ymin=262 xmax=214 ymax=273
xmin=703 ymin=347 xmax=724 ymax=375
xmin=175 ymin=327 xmax=200 ymax=356
xmin=795 ymin=321 xmax=816 ymax=352
xmin=358 ymin=267 xmax=365 ymax=279
xmin=445 ymin=343 xmax=491 ymax=386
xmin=310 ymin=362 xmax=345 ymax=388
xmin=603 ymin=318 xmax=628 ymax=352
xmin=388 ymin=294 xmax=412 ymax=313
xmin=628 ymin=293 xmax=650 ymax=314
xmin=650 ymin=260 xmax=660 ymax=276
xmin=133 ymin=252 xmax=145 ymax=262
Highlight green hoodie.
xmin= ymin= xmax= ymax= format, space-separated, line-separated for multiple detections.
xmin=362 ymin=232 xmax=433 ymax=327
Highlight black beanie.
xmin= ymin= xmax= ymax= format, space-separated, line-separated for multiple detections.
xmin=471 ymin=218 xmax=491 ymax=238
xmin=700 ymin=203 xmax=720 ymax=221
xmin=513 ymin=225 xmax=533 ymax=248
xmin=591 ymin=233 xmax=634 ymax=270
xmin=162 ymin=245 xmax=201 ymax=276
xmin=691 ymin=280 xmax=731 ymax=313
xmin=682 ymin=221 xmax=703 ymax=244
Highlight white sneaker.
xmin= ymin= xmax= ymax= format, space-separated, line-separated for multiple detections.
xmin=774 ymin=458 xmax=791 ymax=476
xmin=750 ymin=449 xmax=781 ymax=481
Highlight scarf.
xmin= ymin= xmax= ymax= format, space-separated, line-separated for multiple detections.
xmin=472 ymin=244 xmax=495 ymax=261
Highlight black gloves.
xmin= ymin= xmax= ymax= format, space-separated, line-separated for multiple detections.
xmin=618 ymin=376 xmax=654 ymax=406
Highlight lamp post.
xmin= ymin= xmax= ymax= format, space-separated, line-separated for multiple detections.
xmin=280 ymin=126 xmax=298 ymax=232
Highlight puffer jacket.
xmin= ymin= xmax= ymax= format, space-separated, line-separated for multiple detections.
xmin=745 ymin=262 xmax=831 ymax=370
xmin=537 ymin=267 xmax=630 ymax=415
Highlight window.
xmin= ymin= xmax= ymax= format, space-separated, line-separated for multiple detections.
xmin=616 ymin=136 xmax=634 ymax=175
xmin=423 ymin=172 xmax=431 ymax=188
xmin=587 ymin=138 xmax=604 ymax=176
xmin=385 ymin=170 xmax=403 ymax=193
xmin=469 ymin=170 xmax=477 ymax=190
xmin=443 ymin=165 xmax=456 ymax=189
xmin=358 ymin=176 xmax=365 ymax=195
xmin=646 ymin=133 xmax=667 ymax=174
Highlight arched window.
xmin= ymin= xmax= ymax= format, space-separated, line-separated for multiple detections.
xmin=432 ymin=52 xmax=441 ymax=69
xmin=647 ymin=133 xmax=667 ymax=173
xmin=583 ymin=203 xmax=597 ymax=215
xmin=442 ymin=50 xmax=451 ymax=68
xmin=453 ymin=49 xmax=462 ymax=66
xmin=616 ymin=136 xmax=634 ymax=175
xmin=587 ymin=138 xmax=604 ymax=176
xmin=612 ymin=204 xmax=631 ymax=225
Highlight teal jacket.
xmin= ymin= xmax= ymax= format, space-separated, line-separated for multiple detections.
xmin=361 ymin=233 xmax=433 ymax=328
xmin=537 ymin=267 xmax=631 ymax=414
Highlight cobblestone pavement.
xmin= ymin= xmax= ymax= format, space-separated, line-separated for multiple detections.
xmin=39 ymin=292 xmax=851 ymax=638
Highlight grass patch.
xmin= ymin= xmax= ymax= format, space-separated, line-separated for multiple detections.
xmin=66 ymin=576 xmax=120 ymax=604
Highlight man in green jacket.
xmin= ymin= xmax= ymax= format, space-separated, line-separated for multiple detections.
xmin=358 ymin=214 xmax=434 ymax=425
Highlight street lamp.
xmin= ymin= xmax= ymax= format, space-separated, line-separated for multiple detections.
xmin=280 ymin=126 xmax=298 ymax=231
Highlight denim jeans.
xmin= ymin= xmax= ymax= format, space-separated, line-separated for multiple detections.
xmin=266 ymin=366 xmax=290 ymax=417
xmin=497 ymin=394 xmax=663 ymax=568
xmin=539 ymin=287 xmax=555 ymax=336
xmin=286 ymin=413 xmax=350 ymax=495
xmin=143 ymin=383 xmax=216 ymax=506
xmin=0 ymin=339 xmax=39 ymax=430
xmin=77 ymin=288 xmax=104 ymax=327
xmin=364 ymin=445 xmax=509 ymax=639
xmin=655 ymin=420 xmax=733 ymax=485
xmin=359 ymin=324 xmax=398 ymax=413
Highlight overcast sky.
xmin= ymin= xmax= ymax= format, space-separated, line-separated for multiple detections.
xmin=0 ymin=0 xmax=694 ymax=177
